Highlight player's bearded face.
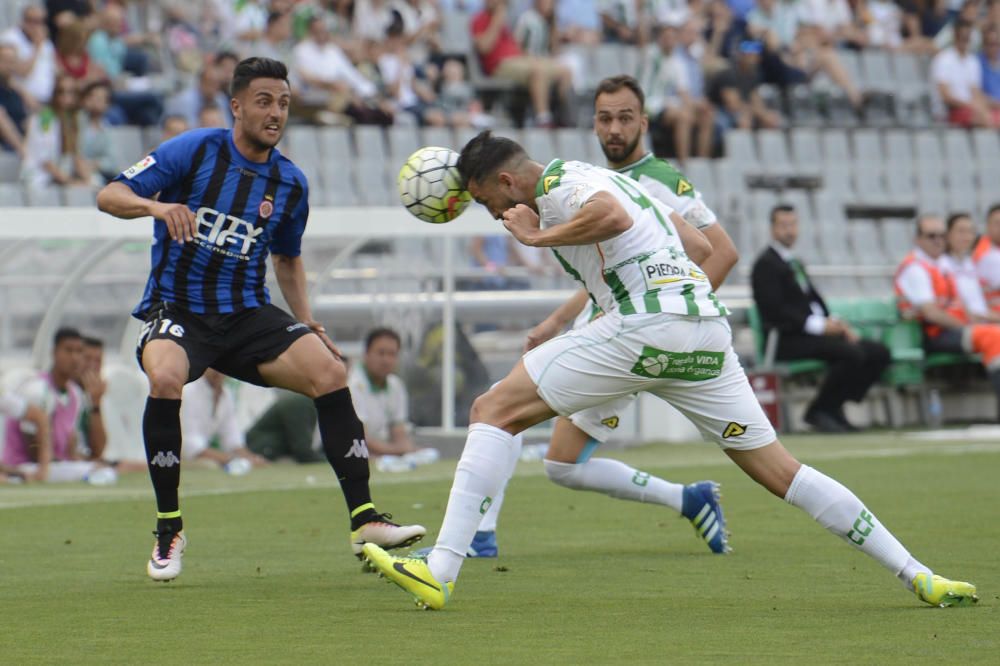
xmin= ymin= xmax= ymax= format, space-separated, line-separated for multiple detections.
xmin=238 ymin=79 xmax=291 ymax=149
xmin=594 ymin=91 xmax=646 ymax=164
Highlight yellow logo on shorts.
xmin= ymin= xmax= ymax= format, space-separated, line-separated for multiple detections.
xmin=600 ymin=416 xmax=620 ymax=429
xmin=722 ymin=422 xmax=747 ymax=439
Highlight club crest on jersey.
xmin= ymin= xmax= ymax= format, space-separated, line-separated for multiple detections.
xmin=676 ymin=178 xmax=693 ymax=196
xmin=123 ymin=155 xmax=156 ymax=179
xmin=258 ymin=196 xmax=274 ymax=219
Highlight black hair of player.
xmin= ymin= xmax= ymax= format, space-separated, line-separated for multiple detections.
xmin=593 ymin=75 xmax=645 ymax=110
xmin=988 ymin=203 xmax=1000 ymax=219
xmin=54 ymin=327 xmax=83 ymax=347
xmin=82 ymin=336 xmax=104 ymax=348
xmin=770 ymin=203 xmax=795 ymax=225
xmin=456 ymin=130 xmax=527 ymax=189
xmin=365 ymin=327 xmax=401 ymax=352
xmin=230 ymin=57 xmax=290 ymax=97
xmin=946 ymin=212 xmax=972 ymax=231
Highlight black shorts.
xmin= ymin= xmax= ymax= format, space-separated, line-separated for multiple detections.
xmin=136 ymin=302 xmax=314 ymax=386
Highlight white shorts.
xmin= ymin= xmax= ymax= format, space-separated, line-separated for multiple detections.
xmin=568 ymin=395 xmax=635 ymax=442
xmin=523 ymin=312 xmax=776 ymax=450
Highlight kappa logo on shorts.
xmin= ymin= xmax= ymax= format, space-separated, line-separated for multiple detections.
xmin=722 ymin=422 xmax=747 ymax=439
xmin=600 ymin=416 xmax=620 ymax=429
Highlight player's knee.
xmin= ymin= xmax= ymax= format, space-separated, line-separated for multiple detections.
xmin=145 ymin=365 xmax=186 ymax=399
xmin=544 ymin=459 xmax=584 ymax=489
xmin=306 ymin=356 xmax=347 ymax=397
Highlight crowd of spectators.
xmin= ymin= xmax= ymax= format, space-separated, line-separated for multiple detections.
xmin=1 ymin=0 xmax=999 ymax=181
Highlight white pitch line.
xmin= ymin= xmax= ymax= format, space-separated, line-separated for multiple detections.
xmin=2 ymin=439 xmax=998 ymax=511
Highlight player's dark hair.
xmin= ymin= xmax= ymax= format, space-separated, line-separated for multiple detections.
xmin=230 ymin=57 xmax=289 ymax=96
xmin=770 ymin=204 xmax=795 ymax=225
xmin=946 ymin=212 xmax=971 ymax=230
xmin=54 ymin=327 xmax=83 ymax=347
xmin=82 ymin=336 xmax=104 ymax=348
xmin=456 ymin=130 xmax=527 ymax=188
xmin=988 ymin=203 xmax=1000 ymax=218
xmin=593 ymin=75 xmax=645 ymax=110
xmin=365 ymin=327 xmax=401 ymax=352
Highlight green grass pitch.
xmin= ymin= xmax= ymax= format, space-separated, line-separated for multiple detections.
xmin=1 ymin=433 xmax=996 ymax=664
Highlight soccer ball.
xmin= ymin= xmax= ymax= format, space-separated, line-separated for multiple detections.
xmin=397 ymin=146 xmax=472 ymax=224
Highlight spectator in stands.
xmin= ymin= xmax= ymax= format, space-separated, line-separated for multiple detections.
xmin=896 ymin=213 xmax=1000 ymax=417
xmin=85 ymin=2 xmax=163 ymax=127
xmin=748 ymin=0 xmax=863 ymax=109
xmin=45 ymin=0 xmax=96 ymax=43
xmin=704 ymin=0 xmax=745 ymax=69
xmin=599 ymin=0 xmax=646 ymax=45
xmin=75 ymin=335 xmax=107 ymax=461
xmin=465 ymin=235 xmax=532 ymax=289
xmin=1 ymin=327 xmax=116 ymax=483
xmin=180 ymin=369 xmax=269 ymax=471
xmin=933 ymin=0 xmax=983 ymax=51
xmin=515 ymin=0 xmax=586 ymax=94
xmin=78 ymin=79 xmax=116 ymax=183
xmin=293 ymin=14 xmax=392 ymax=125
xmin=556 ymin=0 xmax=602 ymax=45
xmin=349 ymin=327 xmax=439 ymax=463
xmin=253 ymin=10 xmax=295 ymax=62
xmin=379 ymin=17 xmax=447 ymax=126
xmin=215 ymin=51 xmax=240 ymax=96
xmin=799 ymin=0 xmax=869 ymax=49
xmin=941 ymin=212 xmax=1000 ymax=322
xmin=437 ymin=58 xmax=485 ymax=128
xmin=159 ymin=113 xmax=189 ymax=143
xmin=21 ymin=75 xmax=96 ymax=191
xmin=0 ymin=44 xmax=29 ymax=155
xmin=354 ymin=0 xmax=403 ymax=43
xmin=981 ymin=24 xmax=1000 ymax=107
xmin=752 ymin=204 xmax=891 ymax=432
xmin=972 ymin=203 xmax=1000 ymax=311
xmin=163 ymin=66 xmax=232 ymax=130
xmin=471 ymin=0 xmax=572 ymax=127
xmin=246 ymin=390 xmax=325 ymax=463
xmin=0 ymin=5 xmax=57 ymax=107
xmin=0 ymin=392 xmax=48 ymax=483
xmin=709 ymin=40 xmax=783 ymax=129
xmin=931 ymin=19 xmax=1000 ymax=126
xmin=55 ymin=18 xmax=105 ymax=86
xmin=198 ymin=104 xmax=228 ymax=128
xmin=232 ymin=0 xmax=269 ymax=51
xmin=640 ymin=21 xmax=697 ymax=163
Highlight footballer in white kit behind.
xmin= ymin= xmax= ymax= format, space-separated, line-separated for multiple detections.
xmin=363 ymin=131 xmax=979 ymax=612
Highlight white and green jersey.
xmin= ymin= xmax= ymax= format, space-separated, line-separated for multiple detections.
xmin=537 ymin=159 xmax=728 ymax=318
xmin=615 ymin=153 xmax=717 ymax=230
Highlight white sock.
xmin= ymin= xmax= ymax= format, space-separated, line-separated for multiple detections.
xmin=544 ymin=458 xmax=684 ymax=513
xmin=478 ymin=432 xmax=522 ymax=532
xmin=784 ymin=465 xmax=920 ymax=583
xmin=427 ymin=423 xmax=516 ymax=582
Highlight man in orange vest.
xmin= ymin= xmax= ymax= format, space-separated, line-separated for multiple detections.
xmin=895 ymin=214 xmax=1000 ymax=416
xmin=971 ymin=204 xmax=1000 ymax=312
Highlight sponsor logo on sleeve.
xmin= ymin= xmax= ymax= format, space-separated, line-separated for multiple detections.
xmin=123 ymin=155 xmax=157 ymax=179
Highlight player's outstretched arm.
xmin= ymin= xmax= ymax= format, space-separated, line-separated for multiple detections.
xmin=271 ymin=254 xmax=343 ymax=358
xmin=97 ymin=182 xmax=197 ymax=243
xmin=505 ymin=192 xmax=632 ymax=247
xmin=699 ymin=224 xmax=739 ymax=291
xmin=670 ymin=211 xmax=713 ymax=265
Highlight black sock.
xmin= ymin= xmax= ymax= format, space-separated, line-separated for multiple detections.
xmin=143 ymin=397 xmax=183 ymax=533
xmin=315 ymin=388 xmax=377 ymax=529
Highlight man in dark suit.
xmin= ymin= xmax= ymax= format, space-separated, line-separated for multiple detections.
xmin=751 ymin=204 xmax=891 ymax=432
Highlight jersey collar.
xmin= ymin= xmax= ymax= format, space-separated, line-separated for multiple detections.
xmin=613 ymin=152 xmax=654 ymax=173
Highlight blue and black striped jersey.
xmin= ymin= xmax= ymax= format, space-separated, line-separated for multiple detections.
xmin=114 ymin=128 xmax=309 ymax=318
